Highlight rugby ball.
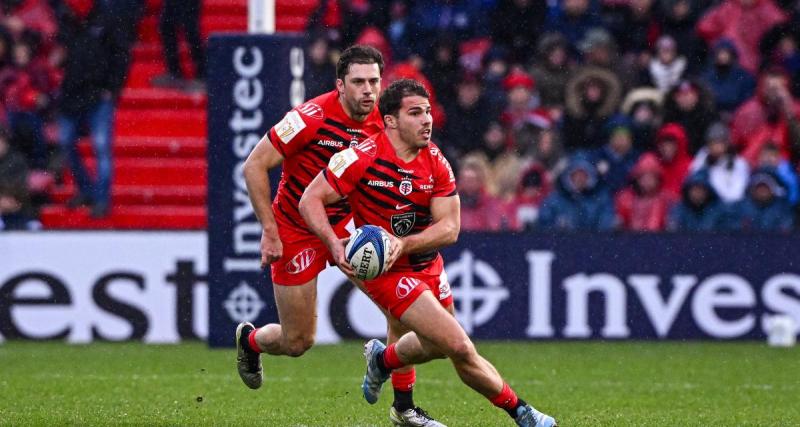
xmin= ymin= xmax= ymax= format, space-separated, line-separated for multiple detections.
xmin=345 ymin=225 xmax=392 ymax=280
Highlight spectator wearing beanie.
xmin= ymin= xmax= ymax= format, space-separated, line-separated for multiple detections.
xmin=689 ymin=122 xmax=750 ymax=203
xmin=592 ymin=116 xmax=641 ymax=193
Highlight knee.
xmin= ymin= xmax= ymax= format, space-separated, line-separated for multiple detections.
xmin=445 ymin=337 xmax=476 ymax=363
xmin=284 ymin=335 xmax=315 ymax=357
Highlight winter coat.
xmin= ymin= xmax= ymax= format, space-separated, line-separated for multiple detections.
xmin=563 ymin=67 xmax=623 ymax=150
xmin=700 ymin=39 xmax=756 ymax=113
xmin=537 ymin=155 xmax=617 ymax=231
xmin=690 ymin=149 xmax=750 ymax=203
xmin=654 ymin=123 xmax=692 ymax=197
xmin=697 ymin=0 xmax=788 ymax=74
xmin=615 ymin=153 xmax=677 ymax=231
xmin=729 ymin=169 xmax=794 ymax=231
xmin=668 ymin=171 xmax=729 ymax=231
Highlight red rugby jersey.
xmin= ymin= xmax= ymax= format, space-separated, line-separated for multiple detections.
xmin=324 ymin=132 xmax=458 ymax=272
xmin=268 ymin=90 xmax=384 ymax=233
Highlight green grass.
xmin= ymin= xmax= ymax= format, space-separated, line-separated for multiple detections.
xmin=0 ymin=341 xmax=798 ymax=426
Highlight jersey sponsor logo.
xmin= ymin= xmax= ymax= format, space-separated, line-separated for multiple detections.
xmin=318 ymin=139 xmax=344 ymax=148
xmin=275 ymin=111 xmax=307 ymax=144
xmin=355 ymin=137 xmax=377 ymax=157
xmin=438 ymin=279 xmax=452 ymax=300
xmin=391 ymin=212 xmax=416 ymax=237
xmin=399 ymin=178 xmax=413 ymax=196
xmin=396 ymin=276 xmax=422 ymax=299
xmin=397 ymin=168 xmax=415 ymax=174
xmin=297 ymin=102 xmax=324 ymax=120
xmin=285 ymin=248 xmax=316 ymax=275
xmin=328 ymin=148 xmax=359 ymax=178
xmin=367 ymin=180 xmax=394 ymax=188
xmin=419 ymin=184 xmax=433 ymax=191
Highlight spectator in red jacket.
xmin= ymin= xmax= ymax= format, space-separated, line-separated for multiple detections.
xmin=696 ymin=0 xmax=788 ymax=74
xmin=731 ymin=68 xmax=800 ymax=165
xmin=615 ymin=153 xmax=677 ymax=231
xmin=505 ymin=163 xmax=552 ymax=231
xmin=654 ymin=123 xmax=692 ymax=197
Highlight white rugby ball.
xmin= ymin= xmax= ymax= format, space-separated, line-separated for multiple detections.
xmin=345 ymin=225 xmax=392 ymax=280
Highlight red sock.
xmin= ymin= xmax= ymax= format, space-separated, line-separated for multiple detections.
xmin=382 ymin=343 xmax=405 ymax=370
xmin=247 ymin=328 xmax=263 ymax=353
xmin=490 ymin=383 xmax=519 ymax=410
xmin=391 ymin=368 xmax=416 ymax=391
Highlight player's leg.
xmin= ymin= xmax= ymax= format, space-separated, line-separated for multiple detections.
xmin=367 ymin=291 xmax=557 ymax=426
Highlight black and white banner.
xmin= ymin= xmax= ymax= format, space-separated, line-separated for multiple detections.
xmin=0 ymin=232 xmax=207 ymax=343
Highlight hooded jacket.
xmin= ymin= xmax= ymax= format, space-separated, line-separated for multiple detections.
xmin=654 ymin=123 xmax=692 ymax=197
xmin=537 ymin=154 xmax=616 ymax=231
xmin=700 ymin=39 xmax=756 ymax=113
xmin=563 ymin=67 xmax=622 ymax=150
xmin=615 ymin=153 xmax=677 ymax=231
xmin=668 ymin=171 xmax=729 ymax=231
xmin=730 ymin=168 xmax=794 ymax=231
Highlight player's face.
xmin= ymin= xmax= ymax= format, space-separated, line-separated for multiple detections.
xmin=337 ymin=63 xmax=381 ymax=118
xmin=395 ymin=96 xmax=433 ymax=148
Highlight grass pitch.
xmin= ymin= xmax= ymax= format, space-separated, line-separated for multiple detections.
xmin=0 ymin=341 xmax=798 ymax=426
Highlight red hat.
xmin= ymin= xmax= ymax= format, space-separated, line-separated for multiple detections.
xmin=503 ymin=70 xmax=535 ymax=91
xmin=64 ymin=0 xmax=94 ymax=20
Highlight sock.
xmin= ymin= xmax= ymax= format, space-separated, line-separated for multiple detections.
xmin=246 ymin=328 xmax=262 ymax=354
xmin=391 ymin=369 xmax=416 ymax=412
xmin=381 ymin=343 xmax=405 ymax=371
xmin=490 ymin=383 xmax=526 ymax=418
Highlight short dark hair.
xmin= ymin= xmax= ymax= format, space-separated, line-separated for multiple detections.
xmin=378 ymin=79 xmax=430 ymax=117
xmin=336 ymin=45 xmax=384 ymax=80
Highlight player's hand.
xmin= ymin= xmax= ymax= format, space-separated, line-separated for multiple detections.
xmin=384 ymin=232 xmax=404 ymax=271
xmin=330 ymin=237 xmax=355 ymax=278
xmin=260 ymin=231 xmax=283 ymax=269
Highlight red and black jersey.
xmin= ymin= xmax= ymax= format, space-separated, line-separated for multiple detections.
xmin=324 ymin=132 xmax=457 ymax=272
xmin=267 ymin=90 xmax=384 ymax=234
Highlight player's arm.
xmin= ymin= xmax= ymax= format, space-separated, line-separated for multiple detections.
xmin=243 ymin=136 xmax=284 ymax=268
xmin=388 ymin=195 xmax=461 ymax=268
xmin=298 ymin=172 xmax=354 ymax=276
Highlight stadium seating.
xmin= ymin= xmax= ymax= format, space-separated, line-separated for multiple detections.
xmin=41 ymin=0 xmax=316 ymax=229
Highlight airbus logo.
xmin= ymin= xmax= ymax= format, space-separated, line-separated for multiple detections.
xmin=445 ymin=251 xmax=510 ymax=334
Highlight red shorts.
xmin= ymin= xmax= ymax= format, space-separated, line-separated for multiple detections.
xmin=270 ymin=222 xmax=350 ymax=286
xmin=363 ymin=257 xmax=454 ymax=319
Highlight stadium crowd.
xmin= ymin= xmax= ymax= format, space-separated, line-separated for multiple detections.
xmin=305 ymin=0 xmax=800 ymax=232
xmin=2 ymin=0 xmax=800 ymax=233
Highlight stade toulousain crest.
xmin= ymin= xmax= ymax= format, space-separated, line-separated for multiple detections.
xmin=391 ymin=212 xmax=416 ymax=236
xmin=399 ymin=178 xmax=413 ymax=196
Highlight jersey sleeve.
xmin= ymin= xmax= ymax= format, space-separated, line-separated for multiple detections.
xmin=323 ymin=147 xmax=369 ymax=196
xmin=267 ymin=104 xmax=322 ymax=157
xmin=431 ymin=147 xmax=457 ymax=198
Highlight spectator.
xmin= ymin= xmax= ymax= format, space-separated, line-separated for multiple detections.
xmin=55 ymin=0 xmax=134 ymax=218
xmin=0 ymin=31 xmax=57 ymax=170
xmin=490 ymin=0 xmax=546 ymax=65
xmin=621 ymin=87 xmax=663 ymax=151
xmin=442 ymin=75 xmax=492 ymax=160
xmin=458 ymin=154 xmax=503 ymax=231
xmin=407 ymin=0 xmax=487 ymax=54
xmin=729 ymin=168 xmax=794 ymax=231
xmin=423 ymin=37 xmax=459 ymax=108
xmin=563 ymin=66 xmax=622 ymax=150
xmin=731 ymin=68 xmax=800 ymax=164
xmin=529 ymin=33 xmax=573 ymax=114
xmin=385 ymin=59 xmax=446 ymax=129
xmin=0 ymin=27 xmax=13 ymax=70
xmin=645 ymin=35 xmax=687 ymax=93
xmin=152 ymin=0 xmax=204 ymax=89
xmin=690 ymin=122 xmax=750 ymax=203
xmin=481 ymin=46 xmax=511 ymax=118
xmin=0 ymin=0 xmax=58 ymax=50
xmin=764 ymin=31 xmax=800 ymax=96
xmin=500 ymin=69 xmax=551 ymax=147
xmin=304 ymin=34 xmax=335 ymax=99
xmin=700 ymin=38 xmax=756 ymax=116
xmin=386 ymin=0 xmax=413 ymax=61
xmin=489 ymin=152 xmax=525 ymax=230
xmin=663 ymin=80 xmax=717 ymax=154
xmin=696 ymin=0 xmax=788 ymax=74
xmin=660 ymin=0 xmax=705 ymax=70
xmin=654 ymin=122 xmax=692 ymax=197
xmin=479 ymin=121 xmax=511 ymax=161
xmin=592 ymin=116 xmax=641 ymax=193
xmin=0 ymin=127 xmax=38 ymax=230
xmin=668 ymin=170 xmax=728 ymax=231
xmin=756 ymin=142 xmax=799 ymax=205
xmin=537 ymin=153 xmax=617 ymax=231
xmin=577 ymin=28 xmax=634 ymax=87
xmin=606 ymin=0 xmax=661 ymax=56
xmin=615 ymin=153 xmax=676 ymax=231
xmin=530 ymin=126 xmax=567 ymax=179
xmin=506 ymin=163 xmax=551 ymax=231
xmin=544 ymin=0 xmax=602 ymax=49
